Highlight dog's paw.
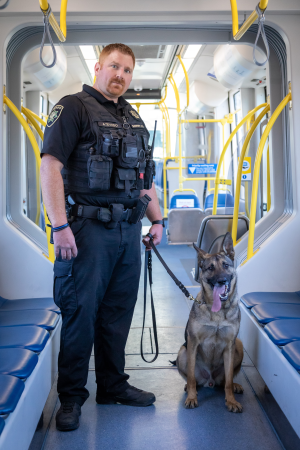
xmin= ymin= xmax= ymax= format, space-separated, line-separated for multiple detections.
xmin=185 ymin=396 xmax=198 ymax=409
xmin=233 ymin=383 xmax=244 ymax=394
xmin=225 ymin=399 xmax=243 ymax=413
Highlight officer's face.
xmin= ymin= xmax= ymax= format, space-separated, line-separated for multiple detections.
xmin=94 ymin=51 xmax=134 ymax=100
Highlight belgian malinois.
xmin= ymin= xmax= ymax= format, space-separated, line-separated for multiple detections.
xmin=176 ymin=232 xmax=244 ymax=412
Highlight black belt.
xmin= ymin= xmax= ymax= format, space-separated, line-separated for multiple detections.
xmin=71 ymin=204 xmax=133 ymax=223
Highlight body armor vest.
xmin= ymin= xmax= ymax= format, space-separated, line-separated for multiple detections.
xmin=62 ymin=89 xmax=153 ymax=202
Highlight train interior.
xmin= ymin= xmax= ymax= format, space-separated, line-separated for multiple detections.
xmin=1 ymin=1 xmax=300 ymax=449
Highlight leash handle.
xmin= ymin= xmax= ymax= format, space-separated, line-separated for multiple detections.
xmin=146 ymin=233 xmax=196 ymax=302
xmin=140 ymin=249 xmax=159 ymax=363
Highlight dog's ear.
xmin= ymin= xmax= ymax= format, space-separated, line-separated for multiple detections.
xmin=221 ymin=232 xmax=235 ymax=261
xmin=193 ymin=243 xmax=208 ymax=267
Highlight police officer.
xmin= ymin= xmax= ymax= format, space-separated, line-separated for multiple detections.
xmin=40 ymin=43 xmax=163 ymax=431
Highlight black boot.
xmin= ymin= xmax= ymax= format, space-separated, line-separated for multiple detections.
xmin=56 ymin=402 xmax=81 ymax=431
xmin=96 ymin=384 xmax=156 ymax=407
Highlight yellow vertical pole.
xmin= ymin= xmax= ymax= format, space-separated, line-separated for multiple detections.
xmin=163 ymin=157 xmax=168 ymax=218
xmin=267 ymin=144 xmax=271 ymax=211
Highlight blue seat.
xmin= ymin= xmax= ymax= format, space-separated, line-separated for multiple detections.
xmin=0 ymin=348 xmax=38 ymax=379
xmin=0 ymin=310 xmax=59 ymax=330
xmin=0 ymin=374 xmax=24 ymax=414
xmin=265 ymin=319 xmax=300 ymax=345
xmin=204 ymin=193 xmax=234 ymax=210
xmin=251 ymin=303 xmax=300 ymax=324
xmin=282 ymin=341 xmax=300 ymax=371
xmin=169 ymin=194 xmax=201 ymax=209
xmin=0 ymin=326 xmax=49 ymax=352
xmin=0 ymin=297 xmax=60 ymax=314
xmin=241 ymin=291 xmax=300 ymax=309
xmin=0 ymin=416 xmax=4 ymax=435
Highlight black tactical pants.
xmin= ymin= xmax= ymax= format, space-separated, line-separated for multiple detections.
xmin=53 ymin=217 xmax=142 ymax=406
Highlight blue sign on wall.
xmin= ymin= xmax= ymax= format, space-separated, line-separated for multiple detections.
xmin=188 ymin=164 xmax=217 ymax=175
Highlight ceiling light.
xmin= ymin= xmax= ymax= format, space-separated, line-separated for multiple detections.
xmin=79 ymin=45 xmax=97 ymax=60
xmin=184 ymin=45 xmax=202 ymax=59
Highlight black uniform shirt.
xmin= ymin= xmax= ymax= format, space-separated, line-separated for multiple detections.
xmin=42 ymin=85 xmax=134 ymax=207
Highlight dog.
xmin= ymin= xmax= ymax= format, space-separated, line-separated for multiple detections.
xmin=176 ymin=232 xmax=244 ymax=413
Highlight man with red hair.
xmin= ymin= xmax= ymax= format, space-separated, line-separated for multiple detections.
xmin=41 ymin=43 xmax=163 ymax=431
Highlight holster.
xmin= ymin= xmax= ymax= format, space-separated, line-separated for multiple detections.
xmin=105 ymin=203 xmax=124 ymax=229
xmin=129 ymin=194 xmax=152 ymax=224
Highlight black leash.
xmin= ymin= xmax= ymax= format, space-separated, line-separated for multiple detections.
xmin=140 ymin=249 xmax=159 ymax=363
xmin=140 ymin=234 xmax=202 ymax=364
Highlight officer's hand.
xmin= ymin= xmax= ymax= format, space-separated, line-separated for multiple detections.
xmin=142 ymin=224 xmax=163 ymax=249
xmin=53 ymin=227 xmax=78 ymax=260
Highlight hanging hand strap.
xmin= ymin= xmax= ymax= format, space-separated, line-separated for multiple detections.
xmin=253 ymin=4 xmax=270 ymax=67
xmin=0 ymin=0 xmax=10 ymax=10
xmin=140 ymin=250 xmax=159 ymax=363
xmin=40 ymin=6 xmax=57 ymax=68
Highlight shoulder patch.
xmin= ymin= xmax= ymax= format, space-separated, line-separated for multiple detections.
xmin=47 ymin=105 xmax=64 ymax=127
xmin=129 ymin=109 xmax=140 ymax=120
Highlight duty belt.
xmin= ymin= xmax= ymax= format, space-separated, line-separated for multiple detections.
xmin=71 ymin=204 xmax=133 ymax=223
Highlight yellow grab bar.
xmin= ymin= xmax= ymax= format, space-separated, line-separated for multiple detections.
xmin=22 ymin=107 xmax=44 ymax=142
xmin=231 ymin=104 xmax=270 ymax=246
xmin=24 ymin=108 xmax=47 ymax=128
xmin=246 ymin=92 xmax=292 ymax=262
xmin=4 ymin=95 xmax=55 ymax=263
xmin=169 ymin=74 xmax=181 ymax=114
xmin=230 ymin=0 xmax=269 ymax=41
xmin=39 ymin=0 xmax=68 ymax=42
xmin=267 ymin=144 xmax=271 ymax=211
xmin=177 ymin=55 xmax=189 ymax=114
xmin=212 ymin=103 xmax=268 ymax=215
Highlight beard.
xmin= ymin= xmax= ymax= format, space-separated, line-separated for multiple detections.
xmin=107 ymin=78 xmax=125 ymax=95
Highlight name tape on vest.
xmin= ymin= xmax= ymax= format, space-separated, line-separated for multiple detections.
xmin=131 ymin=124 xmax=144 ymax=128
xmin=98 ymin=122 xmax=120 ymax=128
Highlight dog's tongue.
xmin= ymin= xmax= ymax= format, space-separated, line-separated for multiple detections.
xmin=212 ymin=285 xmax=226 ymax=312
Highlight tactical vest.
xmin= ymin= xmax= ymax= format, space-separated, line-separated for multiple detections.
xmin=61 ymin=89 xmax=153 ymax=201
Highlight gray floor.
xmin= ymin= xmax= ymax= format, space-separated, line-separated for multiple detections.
xmin=29 ymin=237 xmax=299 ymax=450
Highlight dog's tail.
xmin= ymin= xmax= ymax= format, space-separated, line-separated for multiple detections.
xmin=169 ymin=341 xmax=187 ymax=366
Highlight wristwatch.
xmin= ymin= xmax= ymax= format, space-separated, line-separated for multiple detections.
xmin=152 ymin=219 xmax=165 ymax=227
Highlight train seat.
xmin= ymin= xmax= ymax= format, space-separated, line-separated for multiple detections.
xmin=204 ymin=192 xmax=234 ymax=210
xmin=282 ymin=341 xmax=300 ymax=371
xmin=264 ymin=319 xmax=300 ymax=346
xmin=194 ymin=214 xmax=249 ymax=282
xmin=0 ymin=297 xmax=60 ymax=314
xmin=169 ymin=194 xmax=201 ymax=209
xmin=0 ymin=374 xmax=24 ymax=415
xmin=251 ymin=303 xmax=300 ymax=324
xmin=0 ymin=326 xmax=49 ymax=352
xmin=0 ymin=310 xmax=59 ymax=330
xmin=0 ymin=417 xmax=4 ymax=435
xmin=241 ymin=291 xmax=300 ymax=308
xmin=0 ymin=348 xmax=38 ymax=379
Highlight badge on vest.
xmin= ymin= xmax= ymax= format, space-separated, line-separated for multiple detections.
xmin=131 ymin=124 xmax=144 ymax=128
xmin=47 ymin=105 xmax=64 ymax=127
xmin=129 ymin=109 xmax=140 ymax=120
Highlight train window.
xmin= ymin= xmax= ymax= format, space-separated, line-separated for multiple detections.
xmin=233 ymin=91 xmax=243 ymax=152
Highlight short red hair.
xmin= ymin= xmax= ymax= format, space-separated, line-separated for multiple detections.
xmin=99 ymin=43 xmax=135 ymax=67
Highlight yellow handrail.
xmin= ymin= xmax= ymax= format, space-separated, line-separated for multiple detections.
xmin=230 ymin=0 xmax=269 ymax=41
xmin=22 ymin=107 xmax=44 ymax=142
xmin=23 ymin=107 xmax=47 ymax=128
xmin=177 ymin=55 xmax=189 ymax=114
xmin=231 ymin=104 xmax=270 ymax=246
xmin=212 ymin=103 xmax=268 ymax=215
xmin=267 ymin=144 xmax=271 ymax=211
xmin=3 ymin=95 xmax=55 ymax=263
xmin=246 ymin=91 xmax=292 ymax=262
xmin=169 ymin=74 xmax=181 ymax=114
xmin=39 ymin=0 xmax=68 ymax=42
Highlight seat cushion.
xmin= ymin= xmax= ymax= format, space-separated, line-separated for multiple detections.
xmin=251 ymin=303 xmax=300 ymax=324
xmin=241 ymin=291 xmax=300 ymax=309
xmin=0 ymin=349 xmax=38 ymax=378
xmin=265 ymin=319 xmax=300 ymax=345
xmin=282 ymin=341 xmax=300 ymax=371
xmin=0 ymin=326 xmax=49 ymax=352
xmin=0 ymin=417 xmax=4 ymax=435
xmin=0 ymin=297 xmax=60 ymax=314
xmin=0 ymin=310 xmax=59 ymax=330
xmin=0 ymin=374 xmax=24 ymax=414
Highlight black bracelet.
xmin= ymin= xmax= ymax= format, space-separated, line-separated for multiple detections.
xmin=52 ymin=223 xmax=69 ymax=232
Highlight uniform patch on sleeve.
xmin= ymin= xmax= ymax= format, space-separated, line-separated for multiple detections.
xmin=47 ymin=105 xmax=64 ymax=127
xmin=129 ymin=109 xmax=140 ymax=120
